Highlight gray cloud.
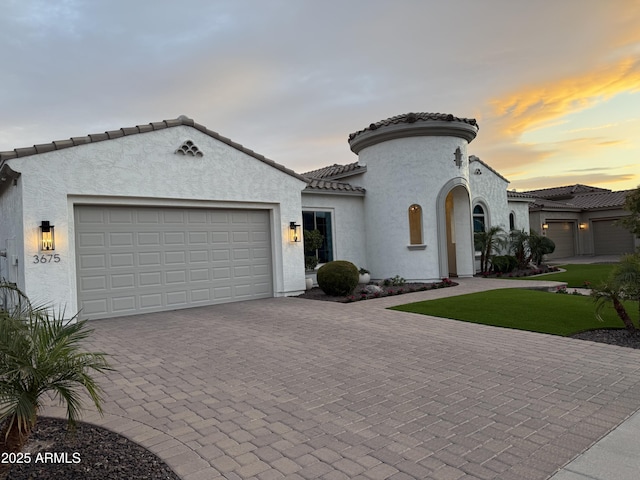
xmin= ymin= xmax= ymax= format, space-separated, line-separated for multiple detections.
xmin=1 ymin=0 xmax=639 ymax=189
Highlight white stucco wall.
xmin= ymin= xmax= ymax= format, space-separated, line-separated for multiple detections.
xmin=507 ymin=200 xmax=531 ymax=233
xmin=301 ymin=193 xmax=366 ymax=269
xmin=4 ymin=126 xmax=307 ymax=313
xmin=357 ymin=136 xmax=473 ymax=281
xmin=0 ymin=180 xmax=24 ymax=290
xmin=468 ymin=160 xmax=510 ymax=232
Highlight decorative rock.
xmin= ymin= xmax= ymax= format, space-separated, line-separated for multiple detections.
xmin=363 ymin=285 xmax=383 ymax=295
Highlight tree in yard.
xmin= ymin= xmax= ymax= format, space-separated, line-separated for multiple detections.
xmin=0 ymin=283 xmax=111 ymax=478
xmin=617 ymin=186 xmax=640 ymax=239
xmin=508 ymin=229 xmax=530 ymax=269
xmin=474 ymin=226 xmax=507 ymax=273
xmin=528 ymin=230 xmax=555 ymax=266
xmin=591 ymin=254 xmax=640 ymax=334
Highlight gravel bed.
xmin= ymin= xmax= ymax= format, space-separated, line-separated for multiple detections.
xmin=8 ymin=417 xmax=180 ymax=480
xmin=570 ymin=328 xmax=640 ymax=349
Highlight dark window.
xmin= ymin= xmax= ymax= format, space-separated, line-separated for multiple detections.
xmin=509 ymin=212 xmax=515 ymax=231
xmin=473 ymin=205 xmax=486 ymax=233
xmin=303 ymin=211 xmax=333 ymax=264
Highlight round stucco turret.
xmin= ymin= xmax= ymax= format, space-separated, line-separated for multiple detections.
xmin=349 ymin=112 xmax=479 ymax=281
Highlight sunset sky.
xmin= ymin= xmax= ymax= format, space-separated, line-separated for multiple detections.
xmin=1 ymin=0 xmax=639 ymax=191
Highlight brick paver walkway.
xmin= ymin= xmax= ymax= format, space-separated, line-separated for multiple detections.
xmin=43 ymin=278 xmax=640 ymax=479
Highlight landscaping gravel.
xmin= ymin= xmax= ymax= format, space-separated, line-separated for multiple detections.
xmin=570 ymin=328 xmax=640 ymax=349
xmin=8 ymin=417 xmax=180 ymax=480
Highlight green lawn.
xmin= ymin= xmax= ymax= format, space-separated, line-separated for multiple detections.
xmin=390 ymin=288 xmax=639 ymax=336
xmin=508 ymin=264 xmax=616 ymax=288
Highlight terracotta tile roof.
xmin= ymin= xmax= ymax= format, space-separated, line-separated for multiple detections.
xmin=303 ymin=179 xmax=365 ymax=195
xmin=507 ymin=191 xmax=534 ymax=200
xmin=348 ymin=112 xmax=479 ymax=141
xmin=529 ymin=188 xmax=631 ymax=211
xmin=523 ymin=184 xmax=610 ymax=199
xmin=0 ymin=115 xmax=308 ymax=183
xmin=302 ymin=162 xmax=364 ymax=180
xmin=563 ymin=190 xmax=632 ymax=209
xmin=529 ymin=198 xmax=582 ymax=211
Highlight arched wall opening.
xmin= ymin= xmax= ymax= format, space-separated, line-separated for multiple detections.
xmin=437 ymin=181 xmax=474 ymax=278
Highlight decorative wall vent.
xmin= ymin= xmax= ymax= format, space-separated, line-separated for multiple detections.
xmin=175 ymin=140 xmax=203 ymax=157
xmin=474 ymin=168 xmax=482 ymax=175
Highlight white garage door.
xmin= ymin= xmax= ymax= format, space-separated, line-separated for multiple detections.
xmin=75 ymin=206 xmax=272 ymax=320
xmin=593 ymin=219 xmax=635 ymax=255
xmin=546 ymin=222 xmax=575 ymax=259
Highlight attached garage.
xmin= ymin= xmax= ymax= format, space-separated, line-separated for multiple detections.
xmin=546 ymin=221 xmax=576 ymax=259
xmin=75 ymin=205 xmax=273 ymax=320
xmin=592 ymin=219 xmax=635 ymax=255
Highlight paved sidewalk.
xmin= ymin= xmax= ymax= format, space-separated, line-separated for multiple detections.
xmin=43 ymin=277 xmax=640 ymax=480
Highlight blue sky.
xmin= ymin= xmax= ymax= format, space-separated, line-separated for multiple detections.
xmin=1 ymin=0 xmax=639 ymax=191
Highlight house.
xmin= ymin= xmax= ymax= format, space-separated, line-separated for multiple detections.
xmin=1 ymin=112 xmax=530 ymax=320
xmin=525 ymin=185 xmax=638 ymax=259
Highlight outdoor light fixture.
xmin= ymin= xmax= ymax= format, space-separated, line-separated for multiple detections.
xmin=542 ymin=223 xmax=549 ymax=230
xmin=40 ymin=221 xmax=55 ymax=251
xmin=289 ymin=222 xmax=301 ymax=243
xmin=579 ymin=223 xmax=587 ymax=230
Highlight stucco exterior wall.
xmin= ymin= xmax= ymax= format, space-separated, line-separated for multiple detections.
xmin=469 ymin=161 xmax=510 ymax=231
xmin=357 ymin=136 xmax=472 ymax=281
xmin=301 ymin=193 xmax=366 ymax=269
xmin=4 ymin=126 xmax=307 ymax=313
xmin=507 ymin=200 xmax=531 ymax=233
xmin=0 ymin=180 xmax=24 ymax=290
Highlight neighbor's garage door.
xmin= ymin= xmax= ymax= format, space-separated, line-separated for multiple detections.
xmin=75 ymin=206 xmax=272 ymax=320
xmin=546 ymin=222 xmax=575 ymax=259
xmin=593 ymin=219 xmax=635 ymax=255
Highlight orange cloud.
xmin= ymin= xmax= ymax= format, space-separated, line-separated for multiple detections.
xmin=489 ymin=57 xmax=640 ymax=139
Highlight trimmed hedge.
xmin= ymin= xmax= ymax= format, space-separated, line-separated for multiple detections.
xmin=492 ymin=255 xmax=518 ymax=273
xmin=317 ymin=261 xmax=359 ymax=296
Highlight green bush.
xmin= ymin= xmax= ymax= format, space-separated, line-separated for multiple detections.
xmin=492 ymin=255 xmax=518 ymax=273
xmin=317 ymin=261 xmax=359 ymax=296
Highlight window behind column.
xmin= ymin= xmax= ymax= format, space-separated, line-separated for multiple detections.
xmin=303 ymin=211 xmax=334 ymax=264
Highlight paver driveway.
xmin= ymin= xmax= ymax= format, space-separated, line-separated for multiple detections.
xmin=44 ymin=278 xmax=640 ymax=480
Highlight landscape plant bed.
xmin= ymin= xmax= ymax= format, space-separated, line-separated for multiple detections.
xmin=477 ymin=265 xmax=560 ymax=279
xmin=7 ymin=417 xmax=180 ymax=480
xmin=296 ymin=279 xmax=457 ymax=302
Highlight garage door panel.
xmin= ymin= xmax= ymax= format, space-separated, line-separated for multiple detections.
xmin=110 ymin=253 xmax=135 ymax=268
xmin=163 ymin=211 xmax=185 ymax=223
xmin=112 ymin=296 xmax=136 ymax=312
xmin=76 ymin=206 xmax=273 ymax=319
xmin=546 ymin=222 xmax=575 ymax=259
xmin=139 ymin=252 xmax=161 ymax=266
xmin=189 ymin=232 xmax=208 ymax=244
xmin=110 ymin=232 xmax=134 ymax=246
xmin=593 ymin=219 xmax=635 ymax=255
xmin=79 ymin=233 xmax=106 ymax=247
xmin=111 ymin=274 xmax=135 ymax=289
xmin=138 ymin=232 xmax=161 ymax=245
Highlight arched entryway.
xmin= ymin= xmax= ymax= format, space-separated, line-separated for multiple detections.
xmin=437 ymin=182 xmax=474 ymax=278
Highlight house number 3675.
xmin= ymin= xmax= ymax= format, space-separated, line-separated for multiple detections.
xmin=33 ymin=254 xmax=61 ymax=264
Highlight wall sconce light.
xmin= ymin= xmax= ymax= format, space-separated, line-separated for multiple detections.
xmin=289 ymin=222 xmax=301 ymax=243
xmin=542 ymin=223 xmax=549 ymax=230
xmin=40 ymin=220 xmax=55 ymax=251
xmin=579 ymin=223 xmax=587 ymax=230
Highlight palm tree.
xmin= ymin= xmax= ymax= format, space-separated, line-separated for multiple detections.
xmin=0 ymin=283 xmax=110 ymax=476
xmin=592 ymin=282 xmax=637 ymax=333
xmin=474 ymin=226 xmax=507 ymax=273
xmin=611 ymin=254 xmax=640 ymax=318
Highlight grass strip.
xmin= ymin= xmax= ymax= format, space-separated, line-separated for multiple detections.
xmin=390 ymin=288 xmax=638 ymax=336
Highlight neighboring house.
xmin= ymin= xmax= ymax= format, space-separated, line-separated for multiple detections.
xmin=526 ymin=185 xmax=638 ymax=259
xmin=1 ymin=112 xmax=529 ymax=320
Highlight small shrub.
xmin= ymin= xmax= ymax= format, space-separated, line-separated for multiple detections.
xmin=383 ymin=275 xmax=406 ymax=287
xmin=317 ymin=260 xmax=359 ymax=296
xmin=492 ymin=255 xmax=518 ymax=273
